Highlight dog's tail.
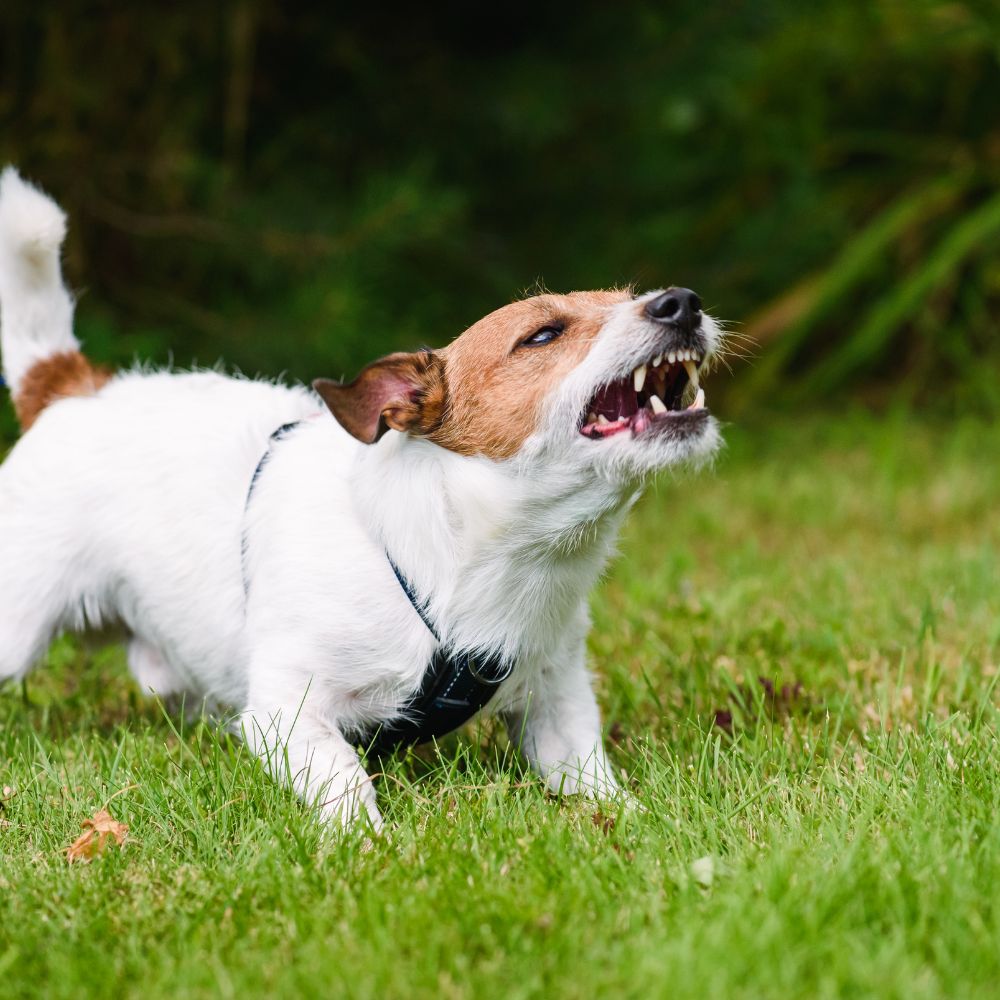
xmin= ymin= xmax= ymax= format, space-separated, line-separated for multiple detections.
xmin=0 ymin=167 xmax=108 ymax=432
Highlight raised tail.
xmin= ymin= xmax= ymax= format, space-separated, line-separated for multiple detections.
xmin=0 ymin=167 xmax=107 ymax=431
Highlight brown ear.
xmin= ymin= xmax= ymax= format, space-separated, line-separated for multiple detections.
xmin=313 ymin=351 xmax=447 ymax=444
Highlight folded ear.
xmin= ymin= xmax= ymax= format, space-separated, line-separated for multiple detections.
xmin=313 ymin=351 xmax=447 ymax=445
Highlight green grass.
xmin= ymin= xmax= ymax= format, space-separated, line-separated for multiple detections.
xmin=1 ymin=410 xmax=998 ymax=999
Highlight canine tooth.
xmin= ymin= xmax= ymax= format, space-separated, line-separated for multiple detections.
xmin=649 ymin=394 xmax=667 ymax=415
xmin=596 ymin=414 xmax=609 ymax=425
xmin=682 ymin=359 xmax=699 ymax=389
xmin=688 ymin=388 xmax=705 ymax=411
xmin=633 ymin=364 xmax=647 ymax=392
xmin=651 ymin=354 xmax=662 ymax=368
xmin=667 ymin=351 xmax=677 ymax=364
xmin=586 ymin=412 xmax=598 ymax=425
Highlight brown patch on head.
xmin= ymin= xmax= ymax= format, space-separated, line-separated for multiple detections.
xmin=315 ymin=290 xmax=630 ymax=458
xmin=14 ymin=351 xmax=111 ymax=431
xmin=431 ymin=290 xmax=630 ymax=459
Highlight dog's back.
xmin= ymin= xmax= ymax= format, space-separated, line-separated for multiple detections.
xmin=0 ymin=170 xmax=321 ymax=700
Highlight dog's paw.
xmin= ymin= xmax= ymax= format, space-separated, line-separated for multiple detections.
xmin=319 ymin=777 xmax=384 ymax=835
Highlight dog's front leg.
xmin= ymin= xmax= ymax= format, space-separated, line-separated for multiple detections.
xmin=242 ymin=695 xmax=383 ymax=832
xmin=503 ymin=638 xmax=622 ymax=800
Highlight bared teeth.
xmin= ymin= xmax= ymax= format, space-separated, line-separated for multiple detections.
xmin=581 ymin=347 xmax=710 ymax=440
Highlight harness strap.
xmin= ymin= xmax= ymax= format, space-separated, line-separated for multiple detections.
xmin=242 ymin=419 xmax=515 ymax=756
xmin=241 ymin=420 xmax=302 ymax=597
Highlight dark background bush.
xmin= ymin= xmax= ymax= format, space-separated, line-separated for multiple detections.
xmin=2 ymin=0 xmax=998 ymax=434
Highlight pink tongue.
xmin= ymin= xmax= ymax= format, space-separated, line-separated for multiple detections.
xmin=591 ymin=377 xmax=638 ymax=420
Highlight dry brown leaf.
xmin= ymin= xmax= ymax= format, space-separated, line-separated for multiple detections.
xmin=66 ymin=808 xmax=128 ymax=863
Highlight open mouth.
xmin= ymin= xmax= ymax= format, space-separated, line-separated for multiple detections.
xmin=580 ymin=349 xmax=707 ymax=440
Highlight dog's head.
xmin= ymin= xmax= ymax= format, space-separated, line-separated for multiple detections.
xmin=314 ymin=288 xmax=723 ymax=480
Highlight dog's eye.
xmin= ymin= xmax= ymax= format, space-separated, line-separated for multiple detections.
xmin=520 ymin=324 xmax=564 ymax=348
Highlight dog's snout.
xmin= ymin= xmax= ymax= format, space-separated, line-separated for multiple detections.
xmin=645 ymin=287 xmax=702 ymax=331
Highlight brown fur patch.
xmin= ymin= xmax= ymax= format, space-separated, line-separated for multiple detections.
xmin=315 ymin=289 xmax=634 ymax=458
xmin=430 ymin=290 xmax=630 ymax=459
xmin=14 ymin=351 xmax=111 ymax=431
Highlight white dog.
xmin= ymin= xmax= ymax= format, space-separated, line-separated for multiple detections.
xmin=0 ymin=168 xmax=723 ymax=829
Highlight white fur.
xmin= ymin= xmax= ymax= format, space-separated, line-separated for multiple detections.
xmin=0 ymin=167 xmax=77 ymax=393
xmin=0 ymin=169 xmax=723 ymax=830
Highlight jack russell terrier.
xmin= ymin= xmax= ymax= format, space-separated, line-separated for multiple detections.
xmin=0 ymin=168 xmax=723 ymax=830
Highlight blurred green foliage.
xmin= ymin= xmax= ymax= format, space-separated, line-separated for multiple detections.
xmin=1 ymin=0 xmax=998 ymax=416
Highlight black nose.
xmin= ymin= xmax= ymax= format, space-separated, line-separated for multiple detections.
xmin=645 ymin=287 xmax=702 ymax=330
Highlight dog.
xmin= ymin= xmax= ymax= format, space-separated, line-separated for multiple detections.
xmin=0 ymin=168 xmax=723 ymax=830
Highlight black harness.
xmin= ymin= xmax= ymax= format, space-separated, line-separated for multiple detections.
xmin=363 ymin=559 xmax=513 ymax=753
xmin=243 ymin=420 xmax=514 ymax=755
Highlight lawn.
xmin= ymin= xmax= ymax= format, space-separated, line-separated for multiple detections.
xmin=1 ymin=410 xmax=998 ymax=999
